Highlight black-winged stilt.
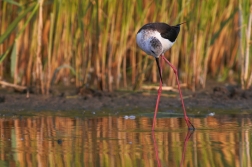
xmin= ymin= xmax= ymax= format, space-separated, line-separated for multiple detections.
xmin=136 ymin=22 xmax=195 ymax=130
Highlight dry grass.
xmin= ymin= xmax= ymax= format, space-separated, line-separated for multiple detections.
xmin=0 ymin=0 xmax=251 ymax=94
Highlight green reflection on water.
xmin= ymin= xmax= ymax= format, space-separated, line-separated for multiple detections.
xmin=0 ymin=108 xmax=252 ymax=167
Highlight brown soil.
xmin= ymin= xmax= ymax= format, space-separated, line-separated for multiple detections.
xmin=0 ymin=82 xmax=252 ymax=113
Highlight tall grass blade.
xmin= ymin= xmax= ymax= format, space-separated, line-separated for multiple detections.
xmin=10 ymin=41 xmax=16 ymax=78
xmin=0 ymin=3 xmax=35 ymax=44
xmin=2 ymin=0 xmax=22 ymax=7
xmin=0 ymin=44 xmax=13 ymax=63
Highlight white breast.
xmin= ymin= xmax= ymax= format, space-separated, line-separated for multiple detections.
xmin=156 ymin=32 xmax=175 ymax=52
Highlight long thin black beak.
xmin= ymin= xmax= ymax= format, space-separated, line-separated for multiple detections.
xmin=176 ymin=21 xmax=187 ymax=26
xmin=155 ymin=57 xmax=163 ymax=84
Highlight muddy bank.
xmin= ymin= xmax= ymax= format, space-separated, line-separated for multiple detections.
xmin=0 ymin=82 xmax=251 ymax=113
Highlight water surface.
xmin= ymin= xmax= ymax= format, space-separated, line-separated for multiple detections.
xmin=0 ymin=109 xmax=252 ymax=167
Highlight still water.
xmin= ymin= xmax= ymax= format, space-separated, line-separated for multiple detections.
xmin=0 ymin=109 xmax=252 ymax=167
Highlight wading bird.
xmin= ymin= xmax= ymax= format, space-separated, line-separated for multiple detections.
xmin=136 ymin=22 xmax=195 ymax=130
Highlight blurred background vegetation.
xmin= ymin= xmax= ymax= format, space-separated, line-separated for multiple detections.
xmin=0 ymin=0 xmax=251 ymax=94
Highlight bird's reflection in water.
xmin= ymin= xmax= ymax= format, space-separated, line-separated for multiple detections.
xmin=180 ymin=130 xmax=194 ymax=167
xmin=151 ymin=130 xmax=194 ymax=167
xmin=152 ymin=131 xmax=162 ymax=167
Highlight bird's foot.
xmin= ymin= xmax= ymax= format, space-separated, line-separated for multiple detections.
xmin=185 ymin=117 xmax=195 ymax=131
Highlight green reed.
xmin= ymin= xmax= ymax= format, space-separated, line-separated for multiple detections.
xmin=0 ymin=0 xmax=251 ymax=94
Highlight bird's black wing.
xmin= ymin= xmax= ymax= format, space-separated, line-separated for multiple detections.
xmin=137 ymin=22 xmax=181 ymax=42
xmin=154 ymin=23 xmax=180 ymax=42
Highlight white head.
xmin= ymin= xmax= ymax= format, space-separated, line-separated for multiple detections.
xmin=148 ymin=37 xmax=163 ymax=58
xmin=136 ymin=32 xmax=163 ymax=58
xmin=146 ymin=37 xmax=163 ymax=83
xmin=136 ymin=32 xmax=164 ymax=83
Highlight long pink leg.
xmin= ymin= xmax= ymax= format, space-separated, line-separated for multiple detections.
xmin=162 ymin=55 xmax=195 ymax=130
xmin=152 ymin=55 xmax=163 ymax=131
